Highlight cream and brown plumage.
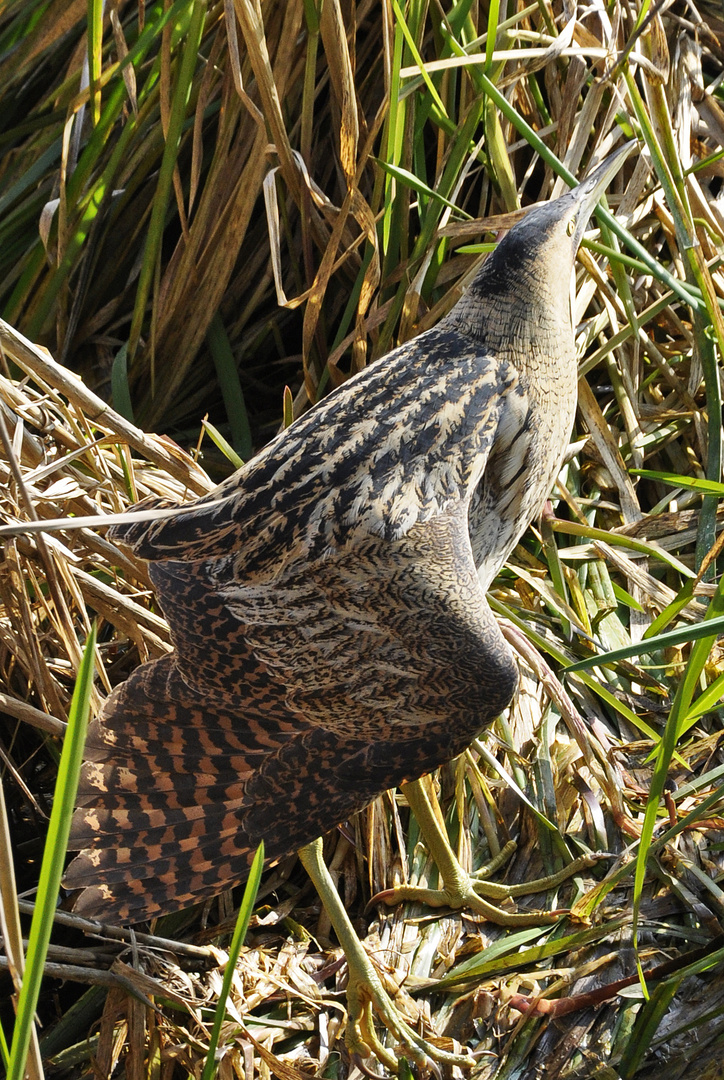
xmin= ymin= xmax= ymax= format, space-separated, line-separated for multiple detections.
xmin=65 ymin=145 xmax=632 ymax=937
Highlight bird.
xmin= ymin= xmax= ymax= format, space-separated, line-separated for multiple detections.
xmin=65 ymin=141 xmax=633 ymax=1067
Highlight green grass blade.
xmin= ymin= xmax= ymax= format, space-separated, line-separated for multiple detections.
xmin=111 ymin=343 xmax=135 ymax=423
xmin=200 ymin=842 xmax=264 ymax=1080
xmin=488 ymin=596 xmax=662 ymax=740
xmin=644 ymin=580 xmax=696 ymax=638
xmin=632 ymin=573 xmax=724 ymax=984
xmin=206 ymin=313 xmax=252 ymax=461
xmin=374 ymin=158 xmax=472 ymax=217
xmin=484 ymin=0 xmax=500 ymax=71
xmin=87 ymin=0 xmax=104 ymax=125
xmin=471 ymin=70 xmax=700 ymax=309
xmin=684 ymin=670 xmax=724 ymax=722
xmin=437 ymin=917 xmax=629 ymax=989
xmin=611 ymin=582 xmax=645 ymax=613
xmin=632 ymin=468 xmax=724 ymax=495
xmin=618 ymin=977 xmax=682 ymax=1079
xmin=391 ymin=0 xmax=449 ymax=120
xmin=6 ymin=623 xmax=97 ymax=1080
xmin=565 ymin=616 xmax=724 ymax=673
xmin=0 ymin=137 xmax=63 ymax=219
xmin=67 ymin=3 xmax=185 ymax=208
xmin=282 ymin=386 xmax=294 ymax=429
xmin=552 ymin=518 xmax=695 ymax=578
xmin=381 ymin=16 xmax=405 ymax=258
xmin=129 ymin=0 xmax=208 ymax=357
xmin=621 ymin=63 xmax=724 ymax=573
xmin=0 ymin=1019 xmax=8 ymax=1068
xmin=692 ymin=317 xmax=722 ymax=574
xmin=201 ymin=419 xmax=244 ymax=470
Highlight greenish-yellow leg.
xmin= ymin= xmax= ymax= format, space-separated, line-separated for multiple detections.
xmin=298 ymin=837 xmax=472 ymax=1072
xmin=371 ymin=775 xmax=597 ymax=923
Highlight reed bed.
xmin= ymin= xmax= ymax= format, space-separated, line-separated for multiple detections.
xmin=1 ymin=1 xmax=724 ymax=1078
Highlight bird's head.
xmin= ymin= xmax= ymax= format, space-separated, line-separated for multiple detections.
xmin=445 ymin=141 xmax=635 ymax=341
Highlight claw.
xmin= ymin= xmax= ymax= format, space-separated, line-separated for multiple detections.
xmin=299 ymin=838 xmax=474 ymax=1072
xmin=380 ymin=779 xmax=598 ymax=926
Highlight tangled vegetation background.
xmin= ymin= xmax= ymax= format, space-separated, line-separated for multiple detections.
xmin=1 ymin=1 xmax=724 ymax=1078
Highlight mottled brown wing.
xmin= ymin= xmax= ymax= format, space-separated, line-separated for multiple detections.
xmin=65 ymin=506 xmax=517 ymax=923
xmin=109 ymin=328 xmax=522 ymax=577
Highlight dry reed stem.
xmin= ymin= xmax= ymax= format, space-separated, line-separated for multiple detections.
xmin=1 ymin=1 xmax=724 ymax=1078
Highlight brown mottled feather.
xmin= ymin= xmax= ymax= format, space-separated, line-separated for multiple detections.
xmin=66 ymin=503 xmax=518 ymax=919
xmin=65 ymin=151 xmax=631 ymax=922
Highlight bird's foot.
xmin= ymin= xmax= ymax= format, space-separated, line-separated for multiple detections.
xmin=373 ymin=778 xmax=602 ymax=926
xmin=345 ymin=965 xmax=472 ymax=1073
xmin=299 ymin=838 xmax=472 ymax=1073
xmin=370 ymin=841 xmax=600 ymax=925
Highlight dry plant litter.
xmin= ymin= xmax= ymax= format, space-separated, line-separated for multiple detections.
xmin=1 ymin=0 xmax=724 ymax=1078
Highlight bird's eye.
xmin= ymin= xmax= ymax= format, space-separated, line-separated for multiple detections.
xmin=566 ymin=217 xmax=576 ymax=237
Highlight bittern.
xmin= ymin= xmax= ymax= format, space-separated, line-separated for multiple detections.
xmin=65 ymin=142 xmax=633 ymax=1069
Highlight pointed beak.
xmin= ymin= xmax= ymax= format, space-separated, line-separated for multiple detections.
xmin=570 ymin=140 xmax=637 ymax=247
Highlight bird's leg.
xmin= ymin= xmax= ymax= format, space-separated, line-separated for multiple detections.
xmin=298 ymin=837 xmax=472 ymax=1072
xmin=371 ymin=776 xmax=596 ymax=923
